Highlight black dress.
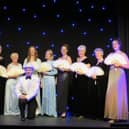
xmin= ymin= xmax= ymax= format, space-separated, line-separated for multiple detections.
xmin=0 ymin=56 xmax=6 ymax=115
xmin=56 ymin=70 xmax=71 ymax=115
xmin=89 ymin=61 xmax=109 ymax=119
xmin=73 ymin=58 xmax=92 ymax=117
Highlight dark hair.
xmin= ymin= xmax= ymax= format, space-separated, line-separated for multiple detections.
xmin=61 ymin=43 xmax=70 ymax=51
xmin=112 ymin=38 xmax=122 ymax=47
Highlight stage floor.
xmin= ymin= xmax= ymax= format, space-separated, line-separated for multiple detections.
xmin=0 ymin=115 xmax=129 ymax=128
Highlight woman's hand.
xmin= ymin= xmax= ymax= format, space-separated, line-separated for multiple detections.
xmin=112 ymin=60 xmax=122 ymax=67
xmin=91 ymin=74 xmax=97 ymax=79
xmin=76 ymin=69 xmax=85 ymax=75
xmin=59 ymin=67 xmax=69 ymax=72
xmin=19 ymin=95 xmax=27 ymax=99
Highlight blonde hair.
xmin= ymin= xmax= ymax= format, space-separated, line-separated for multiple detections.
xmin=10 ymin=52 xmax=19 ymax=59
xmin=46 ymin=49 xmax=54 ymax=60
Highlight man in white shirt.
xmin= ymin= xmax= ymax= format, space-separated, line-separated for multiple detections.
xmin=15 ymin=66 xmax=40 ymax=121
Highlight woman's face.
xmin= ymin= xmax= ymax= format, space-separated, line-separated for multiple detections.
xmin=61 ymin=46 xmax=68 ymax=56
xmin=78 ymin=48 xmax=86 ymax=57
xmin=11 ymin=54 xmax=19 ymax=63
xmin=30 ymin=47 xmax=36 ymax=56
xmin=95 ymin=51 xmax=103 ymax=60
xmin=45 ymin=51 xmax=52 ymax=60
xmin=112 ymin=40 xmax=120 ymax=51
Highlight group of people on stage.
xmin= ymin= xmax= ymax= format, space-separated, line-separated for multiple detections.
xmin=0 ymin=38 xmax=129 ymax=123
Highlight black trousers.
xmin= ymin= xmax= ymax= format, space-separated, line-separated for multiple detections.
xmin=19 ymin=97 xmax=37 ymax=119
xmin=0 ymin=77 xmax=6 ymax=115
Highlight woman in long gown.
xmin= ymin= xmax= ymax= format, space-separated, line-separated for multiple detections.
xmin=0 ymin=45 xmax=6 ymax=115
xmin=23 ymin=46 xmax=41 ymax=115
xmin=89 ymin=48 xmax=109 ymax=119
xmin=73 ymin=45 xmax=92 ymax=118
xmin=104 ymin=39 xmax=129 ymax=123
xmin=41 ymin=49 xmax=57 ymax=117
xmin=4 ymin=52 xmax=22 ymax=115
xmin=56 ymin=44 xmax=72 ymax=118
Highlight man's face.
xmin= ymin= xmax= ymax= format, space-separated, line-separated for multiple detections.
xmin=25 ymin=67 xmax=33 ymax=76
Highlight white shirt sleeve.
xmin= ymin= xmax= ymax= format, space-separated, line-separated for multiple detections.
xmin=26 ymin=77 xmax=40 ymax=101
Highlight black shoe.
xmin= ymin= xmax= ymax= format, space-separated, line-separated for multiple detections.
xmin=21 ymin=117 xmax=25 ymax=121
xmin=27 ymin=117 xmax=35 ymax=120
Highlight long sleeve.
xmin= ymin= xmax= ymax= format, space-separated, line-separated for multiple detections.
xmin=44 ymin=68 xmax=57 ymax=76
xmin=15 ymin=76 xmax=40 ymax=101
xmin=26 ymin=78 xmax=40 ymax=101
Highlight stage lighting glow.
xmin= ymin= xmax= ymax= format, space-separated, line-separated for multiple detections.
xmin=88 ymin=18 xmax=92 ymax=22
xmin=42 ymin=32 xmax=46 ymax=36
xmin=100 ymin=28 xmax=104 ymax=32
xmin=90 ymin=5 xmax=94 ymax=9
xmin=109 ymin=37 xmax=113 ymax=41
xmin=17 ymin=27 xmax=23 ymax=32
xmin=53 ymin=0 xmax=57 ymax=3
xmin=3 ymin=6 xmax=8 ymax=10
xmin=106 ymin=44 xmax=110 ymax=48
xmin=22 ymin=8 xmax=26 ymax=12
xmin=26 ymin=41 xmax=30 ymax=45
xmin=60 ymin=29 xmax=64 ymax=33
xmin=33 ymin=14 xmax=38 ymax=19
xmin=79 ymin=8 xmax=82 ymax=12
xmin=6 ymin=44 xmax=10 ymax=48
xmin=72 ymin=23 xmax=76 ymax=27
xmin=101 ymin=5 xmax=106 ymax=10
xmin=108 ymin=19 xmax=112 ymax=23
xmin=56 ymin=14 xmax=60 ymax=18
xmin=66 ymin=106 xmax=69 ymax=110
xmin=51 ymin=43 xmax=55 ymax=48
xmin=7 ymin=17 xmax=11 ymax=21
xmin=35 ymin=45 xmax=39 ymax=49
xmin=82 ymin=32 xmax=87 ymax=36
xmin=54 ymin=54 xmax=57 ymax=58
xmin=76 ymin=1 xmax=79 ymax=4
xmin=71 ymin=96 xmax=74 ymax=100
xmin=42 ymin=4 xmax=46 ymax=8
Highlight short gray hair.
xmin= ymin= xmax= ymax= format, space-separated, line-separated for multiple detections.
xmin=77 ymin=45 xmax=86 ymax=51
xmin=94 ymin=48 xmax=104 ymax=56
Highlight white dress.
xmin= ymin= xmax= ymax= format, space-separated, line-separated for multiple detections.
xmin=23 ymin=58 xmax=42 ymax=115
xmin=4 ymin=63 xmax=22 ymax=115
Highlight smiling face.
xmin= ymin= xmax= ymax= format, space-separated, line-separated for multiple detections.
xmin=95 ymin=50 xmax=103 ymax=60
xmin=45 ymin=50 xmax=53 ymax=60
xmin=29 ymin=47 xmax=36 ymax=56
xmin=78 ymin=48 xmax=86 ymax=58
xmin=25 ymin=67 xmax=34 ymax=76
xmin=112 ymin=40 xmax=120 ymax=51
xmin=11 ymin=53 xmax=19 ymax=63
xmin=61 ymin=46 xmax=68 ymax=56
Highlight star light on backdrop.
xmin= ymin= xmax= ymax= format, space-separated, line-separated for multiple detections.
xmin=0 ymin=0 xmax=118 ymax=116
xmin=0 ymin=0 xmax=116 ymax=62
